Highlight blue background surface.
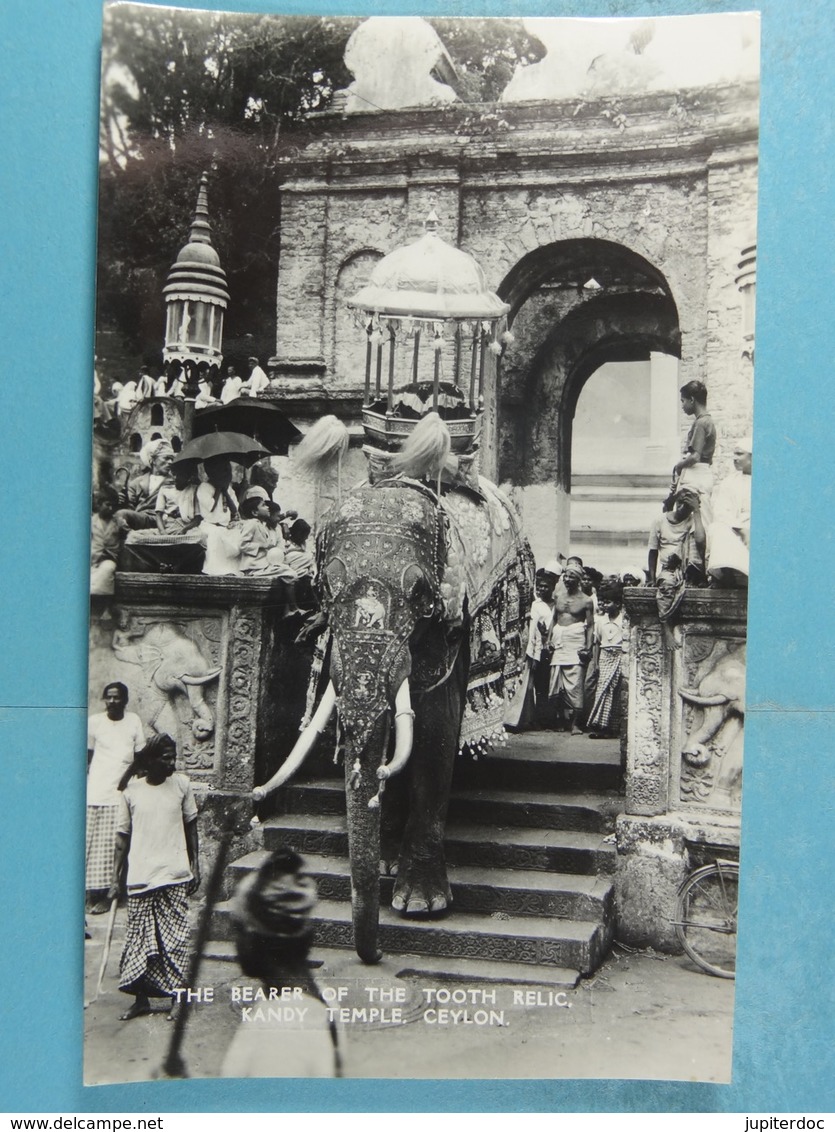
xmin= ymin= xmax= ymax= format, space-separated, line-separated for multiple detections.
xmin=1 ymin=0 xmax=833 ymax=1112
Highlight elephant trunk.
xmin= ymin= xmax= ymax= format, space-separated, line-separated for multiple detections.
xmin=344 ymin=711 xmax=391 ymax=964
xmin=341 ymin=679 xmax=412 ymax=963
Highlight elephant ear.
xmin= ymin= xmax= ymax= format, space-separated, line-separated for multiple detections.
xmin=322 ymin=556 xmax=348 ymax=602
xmin=401 ymin=563 xmax=436 ymax=620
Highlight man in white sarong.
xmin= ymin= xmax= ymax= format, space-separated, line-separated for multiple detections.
xmin=708 ymin=437 xmax=752 ymax=588
xmin=547 ymin=564 xmax=595 ymax=734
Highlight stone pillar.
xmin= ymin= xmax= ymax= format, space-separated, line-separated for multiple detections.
xmin=644 ymin=351 xmax=680 ymax=473
xmin=616 ymin=589 xmax=746 ymax=949
xmin=704 ymin=144 xmax=758 ymax=466
xmin=275 ymin=186 xmax=329 ymax=372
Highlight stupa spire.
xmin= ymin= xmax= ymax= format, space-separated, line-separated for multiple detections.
xmin=188 ymin=171 xmax=214 ymax=246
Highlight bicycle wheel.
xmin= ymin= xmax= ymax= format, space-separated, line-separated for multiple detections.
xmin=674 ymin=862 xmax=738 ymax=979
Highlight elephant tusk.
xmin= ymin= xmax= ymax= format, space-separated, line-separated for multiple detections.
xmin=252 ymin=681 xmax=337 ymax=800
xmin=678 ymin=688 xmax=730 ymax=707
xmin=181 ymin=668 xmax=222 ymax=686
xmin=368 ymin=680 xmax=414 ymax=810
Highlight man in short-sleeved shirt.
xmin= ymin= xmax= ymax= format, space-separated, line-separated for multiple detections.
xmin=674 ymin=381 xmax=716 ymax=522
xmin=117 ymin=772 xmax=198 ymax=894
xmin=109 ymin=735 xmax=200 ymax=1021
xmin=86 ymin=682 xmax=144 ymax=911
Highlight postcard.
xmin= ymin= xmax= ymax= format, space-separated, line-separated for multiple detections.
xmin=83 ymin=5 xmax=758 ymax=1084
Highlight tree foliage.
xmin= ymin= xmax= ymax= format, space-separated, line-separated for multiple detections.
xmin=96 ymin=7 xmax=543 ymax=378
xmin=427 ymin=19 xmax=545 ymax=103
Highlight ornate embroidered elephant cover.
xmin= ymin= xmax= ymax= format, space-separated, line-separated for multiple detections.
xmin=305 ymin=476 xmax=534 ymax=755
xmin=440 ymin=478 xmax=535 ymax=753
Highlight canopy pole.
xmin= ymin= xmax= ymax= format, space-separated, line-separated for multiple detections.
xmin=478 ymin=325 xmax=487 ymax=407
xmin=469 ymin=327 xmax=478 ymax=411
xmin=375 ymin=334 xmax=383 ymax=405
xmin=364 ymin=320 xmax=373 ymax=407
xmin=387 ymin=325 xmax=396 ymax=413
xmin=432 ymin=332 xmax=441 ymax=412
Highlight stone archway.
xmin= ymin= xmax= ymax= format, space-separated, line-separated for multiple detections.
xmin=492 ymin=239 xmax=681 ymax=565
xmin=332 ymin=249 xmax=384 ymax=390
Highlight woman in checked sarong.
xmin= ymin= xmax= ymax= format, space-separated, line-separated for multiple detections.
xmin=108 ymin=734 xmax=200 ymax=1021
xmin=587 ymin=580 xmax=625 ymax=739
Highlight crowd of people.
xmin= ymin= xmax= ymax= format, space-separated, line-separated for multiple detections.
xmin=91 ymin=438 xmax=316 ymax=600
xmin=510 ymin=380 xmax=752 ymax=739
xmin=94 ymin=358 xmax=273 ymax=426
xmin=507 ymin=556 xmax=628 ymax=739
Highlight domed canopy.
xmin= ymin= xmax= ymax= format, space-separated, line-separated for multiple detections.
xmin=347 ymin=213 xmax=509 ymax=321
xmin=162 ymin=172 xmax=229 ymax=307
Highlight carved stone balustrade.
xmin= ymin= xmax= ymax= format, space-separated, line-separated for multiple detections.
xmin=616 ymin=588 xmax=747 ymax=948
xmin=88 ymin=573 xmax=314 ymax=884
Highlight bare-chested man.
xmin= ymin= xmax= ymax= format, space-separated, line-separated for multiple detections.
xmin=547 ymin=564 xmax=595 ymax=734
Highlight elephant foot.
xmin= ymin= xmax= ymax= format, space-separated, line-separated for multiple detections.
xmin=391 ymin=863 xmax=452 ymax=918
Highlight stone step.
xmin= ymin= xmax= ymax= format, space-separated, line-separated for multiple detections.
xmin=453 ymin=734 xmax=622 ymax=793
xmin=259 ymin=814 xmax=616 ymax=876
xmin=212 ymin=898 xmax=609 ymax=973
xmin=229 ymin=850 xmax=614 ymax=921
xmin=203 ymin=940 xmax=581 ymax=989
xmin=284 ymin=780 xmax=621 ymax=834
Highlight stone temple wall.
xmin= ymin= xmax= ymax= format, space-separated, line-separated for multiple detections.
xmin=270 ymin=84 xmax=757 ymax=560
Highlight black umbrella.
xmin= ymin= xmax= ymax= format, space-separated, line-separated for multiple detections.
xmin=171 ymin=430 xmax=271 ymax=468
xmin=193 ymin=400 xmax=301 ymax=455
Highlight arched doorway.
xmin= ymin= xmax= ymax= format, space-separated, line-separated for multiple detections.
xmin=493 ymin=239 xmax=681 ymax=568
xmin=571 ymin=354 xmax=679 ymax=575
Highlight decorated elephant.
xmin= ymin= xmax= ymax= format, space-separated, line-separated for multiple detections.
xmin=254 ymin=414 xmax=533 ymax=963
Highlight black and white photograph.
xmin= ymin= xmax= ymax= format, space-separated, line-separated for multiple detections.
xmin=84 ymin=5 xmax=759 ymax=1084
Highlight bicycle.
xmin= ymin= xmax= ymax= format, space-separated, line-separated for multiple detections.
xmin=671 ymin=858 xmax=739 ymax=979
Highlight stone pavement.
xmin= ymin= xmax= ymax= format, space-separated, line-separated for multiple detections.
xmin=83 ymin=911 xmax=734 ymax=1084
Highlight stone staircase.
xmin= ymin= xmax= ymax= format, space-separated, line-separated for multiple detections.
xmin=570 ymin=471 xmax=670 ymax=576
xmin=210 ymin=732 xmax=623 ymax=987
